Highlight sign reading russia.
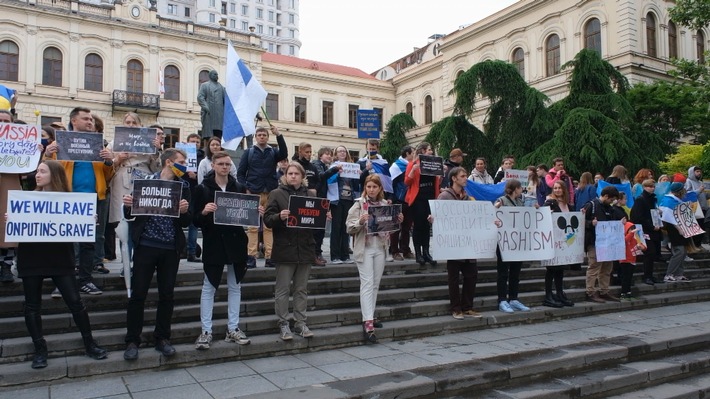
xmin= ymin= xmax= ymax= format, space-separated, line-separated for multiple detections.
xmin=357 ymin=109 xmax=380 ymax=139
xmin=0 ymin=123 xmax=42 ymax=173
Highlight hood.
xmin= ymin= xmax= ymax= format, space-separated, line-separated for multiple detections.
xmin=470 ymin=168 xmax=489 ymax=177
xmin=688 ymin=166 xmax=701 ymax=182
xmin=277 ymin=181 xmax=308 ymax=195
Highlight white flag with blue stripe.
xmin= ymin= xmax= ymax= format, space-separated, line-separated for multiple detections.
xmin=222 ymin=41 xmax=267 ymax=150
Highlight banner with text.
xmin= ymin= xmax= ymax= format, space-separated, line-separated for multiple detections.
xmin=5 ymin=191 xmax=97 ymax=242
xmin=55 ymin=131 xmax=103 ymax=162
xmin=540 ymin=211 xmax=586 ymax=267
xmin=366 ymin=204 xmax=401 ymax=234
xmin=113 ymin=127 xmax=158 ymax=154
xmin=429 ymin=200 xmax=498 ymax=260
xmin=496 ymin=207 xmax=555 ymax=261
xmin=334 ymin=162 xmax=361 ymax=179
xmin=213 ymin=191 xmax=260 ymax=227
xmin=0 ymin=123 xmax=42 ymax=173
xmin=503 ymin=169 xmax=529 ymax=187
xmin=131 ymin=179 xmax=183 ymax=217
xmin=419 ymin=155 xmax=445 ymax=177
xmin=595 ymin=221 xmax=625 ymax=261
xmin=287 ymin=195 xmax=330 ymax=229
xmin=175 ymin=142 xmax=198 ymax=172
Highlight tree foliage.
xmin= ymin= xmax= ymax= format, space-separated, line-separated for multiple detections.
xmin=660 ymin=143 xmax=704 ymax=175
xmin=669 ymin=0 xmax=710 ymax=30
xmin=425 ymin=115 xmax=486 ymax=172
xmin=380 ymin=112 xmax=416 ymax=163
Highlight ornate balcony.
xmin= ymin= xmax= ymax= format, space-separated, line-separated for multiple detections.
xmin=112 ymin=90 xmax=160 ymax=115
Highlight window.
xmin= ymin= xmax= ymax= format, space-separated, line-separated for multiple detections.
xmin=289 ymin=29 xmax=295 ymax=38
xmin=221 ymin=3 xmax=227 ymax=14
xmin=126 ymin=59 xmax=143 ymax=93
xmin=241 ymin=4 xmax=248 ymax=15
xmin=257 ymin=24 xmax=263 ymax=33
xmin=184 ymin=7 xmax=191 ymax=17
xmin=265 ymin=93 xmax=278 ymax=120
xmin=230 ymin=19 xmax=236 ymax=29
xmin=230 ymin=2 xmax=235 ymax=13
xmin=697 ymin=30 xmax=706 ymax=64
xmin=167 ymin=4 xmax=177 ymax=14
xmin=294 ymin=96 xmax=306 ymax=123
xmin=41 ymin=116 xmax=62 ymax=126
xmin=164 ymin=65 xmax=180 ymax=101
xmin=322 ymin=101 xmax=334 ymax=126
xmin=289 ymin=13 xmax=294 ymax=24
xmin=0 ymin=40 xmax=19 ymax=82
xmin=209 ymin=0 xmax=215 ymax=7
xmin=268 ymin=10 xmax=274 ymax=21
xmin=289 ymin=0 xmax=294 ymax=9
xmin=373 ymin=107 xmax=383 ymax=132
xmin=276 ymin=44 xmax=281 ymax=54
xmin=289 ymin=45 xmax=295 ymax=55
xmin=242 ymin=21 xmax=249 ymax=30
xmin=511 ymin=47 xmax=524 ymax=78
xmin=646 ymin=13 xmax=657 ymax=57
xmin=269 ymin=26 xmax=274 ymax=36
xmin=545 ymin=34 xmax=560 ymax=77
xmin=669 ymin=21 xmax=678 ymax=59
xmin=268 ymin=43 xmax=274 ymax=52
xmin=209 ymin=13 xmax=215 ymax=23
xmin=424 ymin=95 xmax=432 ymax=125
xmin=256 ymin=8 xmax=263 ymax=18
xmin=405 ymin=102 xmax=413 ymax=117
xmin=584 ymin=18 xmax=601 ymax=54
xmin=198 ymin=69 xmax=210 ymax=90
xmin=348 ymin=104 xmax=359 ymax=129
xmin=84 ymin=53 xmax=103 ymax=92
xmin=42 ymin=47 xmax=62 ymax=87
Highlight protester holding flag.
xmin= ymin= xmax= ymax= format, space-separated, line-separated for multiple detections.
xmin=358 ymin=139 xmax=392 ymax=196
xmin=606 ymin=165 xmax=630 ymax=184
xmin=659 ymin=183 xmax=692 ymax=283
xmin=632 ymin=169 xmax=654 ymax=199
xmin=405 ymin=142 xmax=440 ymax=266
xmin=389 ymin=145 xmax=414 ymax=261
xmin=542 ymin=181 xmax=574 ymax=308
xmin=574 ymin=172 xmax=597 ymax=211
xmin=469 ymin=157 xmax=494 ymax=184
xmin=327 ymin=145 xmax=359 ymax=265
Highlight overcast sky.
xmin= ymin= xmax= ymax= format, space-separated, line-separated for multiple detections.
xmin=299 ymin=0 xmax=520 ymax=74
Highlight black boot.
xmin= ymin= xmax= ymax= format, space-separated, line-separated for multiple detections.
xmin=422 ymin=248 xmax=437 ymax=267
xmin=83 ymin=335 xmax=107 ymax=360
xmin=555 ymin=292 xmax=574 ymax=307
xmin=414 ymin=247 xmax=425 ymax=266
xmin=31 ymin=339 xmax=48 ymax=369
xmin=542 ymin=292 xmax=563 ymax=308
xmin=0 ymin=262 xmax=14 ymax=283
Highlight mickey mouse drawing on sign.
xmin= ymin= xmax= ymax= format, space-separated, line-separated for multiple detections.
xmin=557 ymin=214 xmax=579 ymax=246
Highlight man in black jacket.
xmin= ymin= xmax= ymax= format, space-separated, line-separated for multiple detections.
xmin=184 ymin=133 xmax=205 ymax=262
xmin=312 ymin=147 xmax=333 ymax=266
xmin=630 ymin=179 xmax=663 ymax=285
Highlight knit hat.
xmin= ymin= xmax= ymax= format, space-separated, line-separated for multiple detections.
xmin=670 ymin=182 xmax=684 ymax=193
xmin=673 ymin=172 xmax=686 ymax=184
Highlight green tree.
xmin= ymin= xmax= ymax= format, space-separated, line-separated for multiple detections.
xmin=669 ymin=0 xmax=710 ymax=30
xmin=659 ymin=143 xmax=704 ymax=175
xmin=425 ymin=115 xmax=487 ymax=172
xmin=379 ymin=112 xmax=416 ymax=164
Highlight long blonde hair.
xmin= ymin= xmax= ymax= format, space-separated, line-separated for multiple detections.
xmin=361 ymin=174 xmax=384 ymax=202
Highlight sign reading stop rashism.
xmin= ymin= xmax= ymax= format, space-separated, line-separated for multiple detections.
xmin=496 ymin=207 xmax=555 ymax=261
xmin=131 ymin=179 xmax=183 ymax=217
xmin=429 ymin=200 xmax=498 ymax=260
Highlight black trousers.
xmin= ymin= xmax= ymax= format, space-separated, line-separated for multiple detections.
xmin=411 ymin=196 xmax=432 ymax=249
xmin=544 ymin=266 xmax=565 ymax=295
xmin=447 ymin=260 xmax=477 ymax=313
xmin=619 ymin=262 xmax=635 ymax=293
xmin=125 ymin=246 xmax=179 ymax=345
xmin=642 ymin=238 xmax=660 ymax=280
xmin=496 ymin=249 xmax=521 ymax=302
xmin=330 ymin=200 xmax=354 ymax=261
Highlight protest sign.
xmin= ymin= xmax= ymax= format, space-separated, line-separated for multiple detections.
xmin=429 ymin=200 xmax=498 ymax=260
xmin=5 ymin=191 xmax=97 ymax=242
xmin=540 ymin=212 xmax=586 ymax=267
xmin=112 ymin=127 xmax=158 ymax=154
xmin=496 ymin=207 xmax=555 ymax=261
xmin=0 ymin=123 xmax=41 ymax=173
xmin=356 ymin=109 xmax=380 ymax=139
xmin=131 ymin=179 xmax=183 ymax=217
xmin=213 ymin=192 xmax=260 ymax=227
xmin=634 ymin=224 xmax=647 ymax=247
xmin=595 ymin=221 xmax=625 ymax=261
xmin=287 ymin=196 xmax=329 ymax=229
xmin=650 ymin=209 xmax=663 ymax=229
xmin=334 ymin=162 xmax=361 ymax=179
xmin=366 ymin=204 xmax=401 ymax=234
xmin=672 ymin=202 xmax=705 ymax=238
xmin=175 ymin=142 xmax=198 ymax=172
xmin=503 ymin=169 xmax=529 ymax=187
xmin=55 ymin=131 xmax=103 ymax=162
xmin=419 ymin=155 xmax=444 ymax=177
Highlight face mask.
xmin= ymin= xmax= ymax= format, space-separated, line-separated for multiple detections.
xmin=170 ymin=162 xmax=187 ymax=178
xmin=369 ymin=151 xmax=378 ymax=159
xmin=41 ymin=138 xmax=49 ymax=147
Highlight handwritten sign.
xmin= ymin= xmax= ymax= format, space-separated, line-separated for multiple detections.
xmin=334 ymin=162 xmax=360 ymax=179
xmin=0 ymin=123 xmax=41 ymax=173
xmin=429 ymin=200 xmax=498 ymax=260
xmin=595 ymin=221 xmax=625 ymax=261
xmin=175 ymin=142 xmax=198 ymax=172
xmin=131 ymin=179 xmax=183 ymax=217
xmin=287 ymin=195 xmax=329 ymax=229
xmin=650 ymin=209 xmax=663 ymax=229
xmin=113 ymin=127 xmax=157 ymax=154
xmin=503 ymin=169 xmax=529 ymax=187
xmin=540 ymin=212 xmax=585 ymax=267
xmin=496 ymin=207 xmax=554 ymax=261
xmin=55 ymin=131 xmax=103 ymax=162
xmin=419 ymin=155 xmax=444 ymax=177
xmin=672 ymin=202 xmax=705 ymax=238
xmin=5 ymin=191 xmax=97 ymax=242
xmin=366 ymin=204 xmax=401 ymax=234
xmin=213 ymin=192 xmax=260 ymax=227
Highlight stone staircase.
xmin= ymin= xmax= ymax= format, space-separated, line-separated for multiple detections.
xmin=3 ymin=251 xmax=710 ymax=394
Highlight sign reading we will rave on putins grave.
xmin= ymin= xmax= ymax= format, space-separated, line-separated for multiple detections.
xmin=5 ymin=191 xmax=97 ymax=242
xmin=0 ymin=123 xmax=42 ymax=173
xmin=357 ymin=109 xmax=380 ymax=139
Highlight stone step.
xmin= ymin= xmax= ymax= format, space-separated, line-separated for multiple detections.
xmin=607 ymin=371 xmax=710 ymax=399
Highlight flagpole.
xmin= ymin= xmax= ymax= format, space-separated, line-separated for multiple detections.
xmin=260 ymin=106 xmax=272 ymax=127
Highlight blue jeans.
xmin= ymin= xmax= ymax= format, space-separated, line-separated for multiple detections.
xmin=200 ymin=264 xmax=242 ymax=333
xmin=187 ymin=223 xmax=198 ymax=256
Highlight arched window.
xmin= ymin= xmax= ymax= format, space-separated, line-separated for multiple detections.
xmin=512 ymin=47 xmax=525 ymax=78
xmin=42 ymin=47 xmax=63 ymax=87
xmin=424 ymin=95 xmax=432 ymax=125
xmin=584 ymin=18 xmax=602 ymax=54
xmin=669 ymin=21 xmax=678 ymax=59
xmin=84 ymin=53 xmax=103 ymax=92
xmin=127 ymin=59 xmax=143 ymax=93
xmin=0 ymin=40 xmax=19 ymax=82
xmin=545 ymin=34 xmax=560 ymax=77
xmin=164 ymin=65 xmax=180 ymax=101
xmin=646 ymin=13 xmax=657 ymax=57
xmin=698 ymin=30 xmax=706 ymax=64
xmin=405 ymin=102 xmax=413 ymax=117
xmin=198 ymin=69 xmax=210 ymax=90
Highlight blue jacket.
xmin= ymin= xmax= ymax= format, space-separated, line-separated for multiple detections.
xmin=236 ymin=134 xmax=288 ymax=193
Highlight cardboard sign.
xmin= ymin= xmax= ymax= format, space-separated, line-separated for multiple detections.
xmin=430 ymin=200 xmax=498 ymax=260
xmin=595 ymin=221 xmax=625 ymax=261
xmin=113 ymin=127 xmax=158 ymax=154
xmin=287 ymin=195 xmax=329 ymax=229
xmin=672 ymin=202 xmax=705 ymax=238
xmin=175 ymin=142 xmax=198 ymax=172
xmin=366 ymin=204 xmax=401 ymax=234
xmin=540 ymin=212 xmax=586 ymax=267
xmin=55 ymin=131 xmax=104 ymax=162
xmin=419 ymin=155 xmax=444 ymax=177
xmin=496 ymin=207 xmax=555 ymax=261
xmin=0 ymin=123 xmax=42 ymax=173
xmin=650 ymin=209 xmax=663 ymax=229
xmin=503 ymin=169 xmax=529 ymax=188
xmin=334 ymin=162 xmax=360 ymax=179
xmin=5 ymin=191 xmax=97 ymax=242
xmin=634 ymin=224 xmax=647 ymax=247
xmin=213 ymin=191 xmax=260 ymax=227
xmin=131 ymin=179 xmax=183 ymax=217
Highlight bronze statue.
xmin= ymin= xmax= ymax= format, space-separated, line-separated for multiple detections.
xmin=197 ymin=70 xmax=225 ymax=139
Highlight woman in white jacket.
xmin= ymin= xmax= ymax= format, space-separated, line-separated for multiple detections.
xmin=346 ymin=174 xmax=403 ymax=343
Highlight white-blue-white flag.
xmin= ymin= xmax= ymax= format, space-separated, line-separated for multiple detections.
xmin=222 ymin=41 xmax=267 ymax=150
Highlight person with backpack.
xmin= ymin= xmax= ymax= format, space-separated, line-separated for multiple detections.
xmin=388 ymin=145 xmax=414 ymax=261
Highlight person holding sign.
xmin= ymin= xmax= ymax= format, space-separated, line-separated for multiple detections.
xmin=630 ymin=179 xmax=663 ymax=285
xmin=405 ymin=142 xmax=441 ymax=266
xmin=542 ymin=181 xmax=575 ymax=308
xmin=328 ymin=145 xmax=360 ymax=265
xmin=659 ymin=183 xmax=693 ymax=283
xmin=121 ymin=148 xmax=192 ymax=361
xmin=264 ymin=161 xmax=316 ymax=341
xmin=583 ymin=186 xmax=622 ymax=303
xmin=192 ymin=151 xmax=255 ymax=349
xmin=620 ymin=222 xmax=646 ymax=300
xmin=15 ymin=160 xmax=107 ymax=369
xmin=0 ymin=110 xmax=23 ymax=283
xmin=346 ymin=174 xmax=403 ymax=343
